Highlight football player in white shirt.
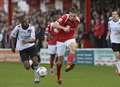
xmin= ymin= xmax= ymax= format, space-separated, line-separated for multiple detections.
xmin=10 ymin=16 xmax=41 ymax=83
xmin=106 ymin=10 xmax=120 ymax=76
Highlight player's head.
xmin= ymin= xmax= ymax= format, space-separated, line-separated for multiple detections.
xmin=68 ymin=8 xmax=78 ymax=21
xmin=112 ymin=9 xmax=119 ymax=21
xmin=19 ymin=16 xmax=29 ymax=29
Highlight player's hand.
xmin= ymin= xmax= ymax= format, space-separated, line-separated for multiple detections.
xmin=54 ymin=28 xmax=59 ymax=33
xmin=64 ymin=26 xmax=70 ymax=32
xmin=22 ymin=40 xmax=28 ymax=44
xmin=22 ymin=39 xmax=35 ymax=44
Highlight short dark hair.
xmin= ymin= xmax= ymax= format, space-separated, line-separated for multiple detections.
xmin=112 ymin=9 xmax=120 ymax=16
xmin=112 ymin=9 xmax=118 ymax=12
xmin=19 ymin=16 xmax=29 ymax=23
xmin=67 ymin=8 xmax=78 ymax=14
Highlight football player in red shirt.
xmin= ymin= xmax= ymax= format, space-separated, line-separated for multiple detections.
xmin=52 ymin=8 xmax=80 ymax=84
xmin=45 ymin=22 xmax=59 ymax=75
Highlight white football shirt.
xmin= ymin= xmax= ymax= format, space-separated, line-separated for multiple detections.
xmin=10 ymin=24 xmax=35 ymax=51
xmin=108 ymin=19 xmax=120 ymax=43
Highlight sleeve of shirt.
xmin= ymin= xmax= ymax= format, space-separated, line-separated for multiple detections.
xmin=10 ymin=26 xmax=19 ymax=38
xmin=57 ymin=15 xmax=68 ymax=25
xmin=31 ymin=26 xmax=36 ymax=40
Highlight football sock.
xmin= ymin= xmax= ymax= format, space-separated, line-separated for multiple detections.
xmin=115 ymin=60 xmax=120 ymax=73
xmin=67 ymin=53 xmax=75 ymax=65
xmin=32 ymin=64 xmax=40 ymax=80
xmin=57 ymin=64 xmax=62 ymax=81
xmin=29 ymin=60 xmax=33 ymax=66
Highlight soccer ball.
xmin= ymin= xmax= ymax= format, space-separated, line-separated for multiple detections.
xmin=38 ymin=67 xmax=47 ymax=77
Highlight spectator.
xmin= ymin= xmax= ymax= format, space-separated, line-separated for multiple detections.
xmin=93 ymin=18 xmax=106 ymax=48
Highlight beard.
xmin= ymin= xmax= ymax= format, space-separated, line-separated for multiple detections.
xmin=22 ymin=24 xmax=29 ymax=29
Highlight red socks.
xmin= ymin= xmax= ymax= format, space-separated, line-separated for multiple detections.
xmin=67 ymin=53 xmax=75 ymax=65
xmin=57 ymin=64 xmax=62 ymax=80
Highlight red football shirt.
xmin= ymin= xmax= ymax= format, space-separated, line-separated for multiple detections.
xmin=57 ymin=14 xmax=80 ymax=42
xmin=45 ymin=23 xmax=58 ymax=45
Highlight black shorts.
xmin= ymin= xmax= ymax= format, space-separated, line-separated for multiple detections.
xmin=111 ymin=43 xmax=120 ymax=52
xmin=19 ymin=45 xmax=38 ymax=62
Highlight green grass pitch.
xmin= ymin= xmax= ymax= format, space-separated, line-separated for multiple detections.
xmin=0 ymin=62 xmax=120 ymax=87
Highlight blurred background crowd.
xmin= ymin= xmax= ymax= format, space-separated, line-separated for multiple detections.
xmin=0 ymin=0 xmax=119 ymax=49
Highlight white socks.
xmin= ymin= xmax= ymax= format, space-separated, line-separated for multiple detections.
xmin=115 ymin=60 xmax=120 ymax=73
xmin=29 ymin=60 xmax=33 ymax=66
xmin=29 ymin=60 xmax=40 ymax=81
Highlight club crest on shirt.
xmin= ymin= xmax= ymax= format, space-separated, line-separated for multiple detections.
xmin=27 ymin=29 xmax=31 ymax=33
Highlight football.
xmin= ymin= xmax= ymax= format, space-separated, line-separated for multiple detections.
xmin=38 ymin=67 xmax=48 ymax=77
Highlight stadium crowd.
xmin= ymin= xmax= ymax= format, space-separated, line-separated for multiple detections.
xmin=0 ymin=0 xmax=120 ymax=49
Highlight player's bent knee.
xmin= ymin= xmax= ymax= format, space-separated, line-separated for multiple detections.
xmin=57 ymin=61 xmax=62 ymax=65
xmin=56 ymin=56 xmax=63 ymax=64
xmin=23 ymin=62 xmax=30 ymax=70
xmin=37 ymin=55 xmax=41 ymax=63
xmin=32 ymin=56 xmax=39 ymax=64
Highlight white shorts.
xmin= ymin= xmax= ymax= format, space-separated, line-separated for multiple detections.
xmin=56 ymin=38 xmax=76 ymax=56
xmin=64 ymin=38 xmax=77 ymax=47
xmin=48 ymin=45 xmax=57 ymax=55
xmin=56 ymin=41 xmax=66 ymax=56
